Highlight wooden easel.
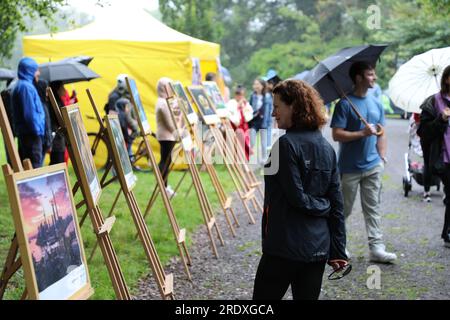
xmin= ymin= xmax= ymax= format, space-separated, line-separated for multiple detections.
xmin=186 ymin=86 xmax=260 ymax=224
xmin=83 ymin=91 xmax=174 ymax=299
xmin=201 ymin=82 xmax=264 ymax=201
xmin=165 ymin=96 xmax=226 ymax=257
xmin=46 ymin=89 xmax=131 ymax=300
xmin=220 ymin=118 xmax=264 ymax=199
xmin=145 ymin=83 xmax=241 ymax=239
xmin=0 ymin=96 xmax=119 ymax=300
xmin=125 ymin=78 xmax=192 ymax=280
xmin=207 ymin=122 xmax=262 ymax=223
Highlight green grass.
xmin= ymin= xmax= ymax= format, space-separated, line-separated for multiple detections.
xmin=0 ymin=134 xmax=236 ymax=299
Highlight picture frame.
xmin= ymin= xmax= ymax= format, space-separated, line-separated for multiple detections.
xmin=187 ymin=86 xmax=220 ymax=125
xmin=170 ymin=82 xmax=198 ymax=125
xmin=61 ymin=104 xmax=102 ymax=209
xmin=105 ymin=115 xmax=138 ymax=192
xmin=4 ymin=163 xmax=93 ymax=300
xmin=126 ymin=77 xmax=151 ymax=135
xmin=202 ymin=81 xmax=229 ymax=118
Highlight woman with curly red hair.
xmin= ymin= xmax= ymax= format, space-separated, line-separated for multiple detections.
xmin=253 ymin=80 xmax=348 ymax=300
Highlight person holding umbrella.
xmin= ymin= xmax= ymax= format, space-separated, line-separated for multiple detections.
xmin=330 ymin=61 xmax=397 ymax=263
xmin=11 ymin=57 xmax=46 ymax=168
xmin=417 ymin=65 xmax=450 ymax=248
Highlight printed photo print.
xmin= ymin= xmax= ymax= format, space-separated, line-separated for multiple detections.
xmin=16 ymin=169 xmax=88 ymax=299
xmin=68 ymin=108 xmax=101 ymax=205
xmin=127 ymin=78 xmax=151 ymax=134
xmin=108 ymin=117 xmax=137 ymax=190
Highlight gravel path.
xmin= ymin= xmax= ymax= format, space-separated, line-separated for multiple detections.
xmin=135 ymin=119 xmax=450 ymax=300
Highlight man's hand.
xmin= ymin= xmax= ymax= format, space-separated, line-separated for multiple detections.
xmin=362 ymin=124 xmax=377 ymax=136
xmin=328 ymin=259 xmax=349 ymax=271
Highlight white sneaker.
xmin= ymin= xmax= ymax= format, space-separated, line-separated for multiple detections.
xmin=165 ymin=185 xmax=176 ymax=197
xmin=369 ymin=246 xmax=397 ymax=263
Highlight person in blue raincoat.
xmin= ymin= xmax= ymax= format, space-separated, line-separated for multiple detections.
xmin=12 ymin=57 xmax=46 ymax=168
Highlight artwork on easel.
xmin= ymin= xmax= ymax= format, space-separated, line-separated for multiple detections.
xmin=106 ymin=115 xmax=137 ymax=191
xmin=4 ymin=164 xmax=93 ymax=300
xmin=202 ymin=81 xmax=229 ymax=119
xmin=187 ymin=86 xmax=220 ymax=125
xmin=126 ymin=78 xmax=151 ymax=135
xmin=61 ymin=105 xmax=101 ymax=208
xmin=170 ymin=82 xmax=198 ymax=125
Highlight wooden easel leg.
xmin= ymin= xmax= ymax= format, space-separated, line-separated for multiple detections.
xmin=126 ymin=191 xmax=175 ymax=299
xmin=251 ymin=195 xmax=263 ymax=213
xmin=79 ymin=209 xmax=89 ymax=227
xmin=0 ymin=235 xmax=19 ymax=300
xmin=94 ymin=209 xmax=131 ymax=300
xmin=171 ymin=169 xmax=188 ymax=200
xmin=243 ymin=198 xmax=256 ymax=224
xmin=228 ymin=207 xmax=240 ymax=228
xmin=143 ymin=184 xmax=160 ymax=220
xmin=213 ymin=219 xmax=225 ymax=247
xmin=221 ymin=206 xmax=236 ymax=238
xmin=20 ymin=288 xmax=27 ymax=300
xmin=142 ymin=135 xmax=192 ymax=280
xmin=89 ymin=188 xmax=122 ymax=263
xmin=184 ymin=180 xmax=194 ymax=198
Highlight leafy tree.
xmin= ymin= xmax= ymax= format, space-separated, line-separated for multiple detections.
xmin=418 ymin=0 xmax=450 ymax=16
xmin=0 ymin=0 xmax=67 ymax=64
xmin=159 ymin=0 xmax=220 ymax=42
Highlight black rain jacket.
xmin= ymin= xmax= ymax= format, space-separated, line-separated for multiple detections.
xmin=417 ymin=94 xmax=450 ymax=175
xmin=262 ymin=128 xmax=347 ymax=262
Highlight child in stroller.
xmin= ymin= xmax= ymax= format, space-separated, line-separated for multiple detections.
xmin=403 ymin=113 xmax=441 ymax=199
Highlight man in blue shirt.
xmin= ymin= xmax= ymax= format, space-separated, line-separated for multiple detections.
xmin=331 ymin=61 xmax=397 ymax=263
xmin=12 ymin=57 xmax=46 ymax=168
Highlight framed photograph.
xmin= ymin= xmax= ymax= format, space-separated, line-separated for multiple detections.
xmin=105 ymin=115 xmax=137 ymax=192
xmin=170 ymin=82 xmax=198 ymax=125
xmin=187 ymin=86 xmax=220 ymax=125
xmin=126 ymin=77 xmax=151 ymax=135
xmin=202 ymin=81 xmax=229 ymax=118
xmin=4 ymin=163 xmax=93 ymax=300
xmin=61 ymin=104 xmax=101 ymax=208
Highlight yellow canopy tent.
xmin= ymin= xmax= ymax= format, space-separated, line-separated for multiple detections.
xmin=23 ymin=7 xmax=220 ymax=168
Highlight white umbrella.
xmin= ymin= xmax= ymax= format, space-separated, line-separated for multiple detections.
xmin=388 ymin=46 xmax=450 ymax=113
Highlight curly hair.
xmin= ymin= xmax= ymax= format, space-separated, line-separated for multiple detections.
xmin=272 ymin=80 xmax=327 ymax=130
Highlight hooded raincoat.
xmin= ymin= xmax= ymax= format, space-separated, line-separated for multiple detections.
xmin=12 ymin=57 xmax=45 ymax=137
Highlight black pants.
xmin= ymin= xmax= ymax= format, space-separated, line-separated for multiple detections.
xmin=158 ymin=140 xmax=176 ymax=187
xmin=18 ymin=134 xmax=43 ymax=169
xmin=253 ymin=254 xmax=326 ymax=300
xmin=49 ymin=133 xmax=66 ymax=165
xmin=421 ymin=140 xmax=432 ymax=193
xmin=438 ymin=165 xmax=450 ymax=241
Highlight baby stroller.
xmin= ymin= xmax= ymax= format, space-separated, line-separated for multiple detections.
xmin=402 ymin=115 xmax=441 ymax=197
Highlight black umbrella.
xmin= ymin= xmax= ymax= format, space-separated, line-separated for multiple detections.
xmin=304 ymin=44 xmax=388 ymax=135
xmin=0 ymin=68 xmax=16 ymax=81
xmin=293 ymin=70 xmax=310 ymax=81
xmin=59 ymin=56 xmax=94 ymax=66
xmin=39 ymin=60 xmax=100 ymax=84
xmin=304 ymin=44 xmax=388 ymax=104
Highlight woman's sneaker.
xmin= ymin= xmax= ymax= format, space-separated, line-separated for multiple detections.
xmin=369 ymin=246 xmax=397 ymax=263
xmin=165 ymin=185 xmax=176 ymax=198
xmin=422 ymin=192 xmax=431 ymax=203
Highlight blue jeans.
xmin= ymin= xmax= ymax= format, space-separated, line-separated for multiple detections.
xmin=250 ymin=128 xmax=268 ymax=162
